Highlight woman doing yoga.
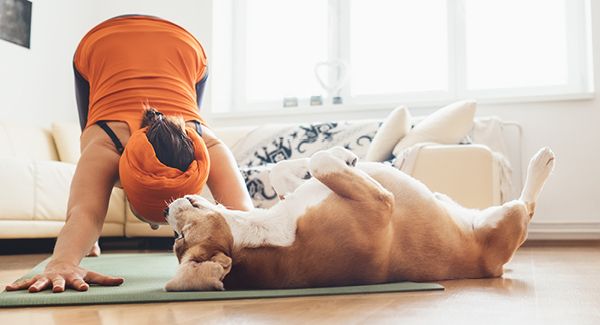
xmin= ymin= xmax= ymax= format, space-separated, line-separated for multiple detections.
xmin=5 ymin=15 xmax=253 ymax=293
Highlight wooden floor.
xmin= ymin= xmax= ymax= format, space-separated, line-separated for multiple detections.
xmin=0 ymin=240 xmax=599 ymax=325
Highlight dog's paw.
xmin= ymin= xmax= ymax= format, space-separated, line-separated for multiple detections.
xmin=520 ymin=147 xmax=555 ymax=204
xmin=310 ymin=147 xmax=358 ymax=177
xmin=165 ymin=260 xmax=226 ymax=292
xmin=325 ymin=146 xmax=358 ymax=167
xmin=270 ymin=158 xmax=312 ymax=196
xmin=528 ymin=147 xmax=555 ymax=181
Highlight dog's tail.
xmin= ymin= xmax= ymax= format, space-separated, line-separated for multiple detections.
xmin=518 ymin=147 xmax=555 ymax=219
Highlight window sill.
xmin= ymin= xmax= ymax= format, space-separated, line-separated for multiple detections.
xmin=211 ymin=91 xmax=595 ymax=122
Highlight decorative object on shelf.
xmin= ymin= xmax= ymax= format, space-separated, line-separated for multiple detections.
xmin=314 ymin=59 xmax=350 ymax=105
xmin=310 ymin=94 xmax=323 ymax=106
xmin=283 ymin=96 xmax=298 ymax=107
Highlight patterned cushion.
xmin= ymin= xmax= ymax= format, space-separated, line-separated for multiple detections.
xmin=231 ymin=120 xmax=382 ymax=208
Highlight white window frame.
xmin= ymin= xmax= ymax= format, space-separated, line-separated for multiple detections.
xmin=213 ymin=0 xmax=594 ymax=115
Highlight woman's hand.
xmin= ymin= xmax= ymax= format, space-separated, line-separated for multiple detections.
xmin=4 ymin=260 xmax=124 ymax=293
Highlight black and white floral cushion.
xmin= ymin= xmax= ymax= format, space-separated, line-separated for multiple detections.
xmin=231 ymin=120 xmax=382 ymax=208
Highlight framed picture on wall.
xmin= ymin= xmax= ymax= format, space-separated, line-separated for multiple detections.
xmin=0 ymin=0 xmax=32 ymax=49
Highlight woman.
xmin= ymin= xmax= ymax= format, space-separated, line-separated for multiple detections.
xmin=5 ymin=15 xmax=253 ymax=293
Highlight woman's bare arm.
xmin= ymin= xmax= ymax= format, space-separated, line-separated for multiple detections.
xmin=5 ymin=124 xmax=127 ymax=292
xmin=198 ymin=125 xmax=254 ymax=212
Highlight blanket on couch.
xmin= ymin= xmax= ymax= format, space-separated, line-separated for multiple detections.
xmin=231 ymin=117 xmax=512 ymax=209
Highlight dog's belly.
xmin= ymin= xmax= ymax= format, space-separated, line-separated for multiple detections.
xmin=225 ymin=196 xmax=395 ymax=289
xmin=227 ymin=163 xmax=486 ymax=288
xmin=359 ymin=164 xmax=490 ymax=280
xmin=331 ymin=163 xmax=486 ymax=282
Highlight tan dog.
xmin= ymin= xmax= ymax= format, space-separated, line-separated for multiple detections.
xmin=164 ymin=146 xmax=555 ymax=291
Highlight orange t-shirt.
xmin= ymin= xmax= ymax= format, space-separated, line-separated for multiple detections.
xmin=73 ymin=16 xmax=208 ymax=134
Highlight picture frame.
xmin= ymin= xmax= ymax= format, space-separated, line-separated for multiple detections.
xmin=0 ymin=0 xmax=32 ymax=49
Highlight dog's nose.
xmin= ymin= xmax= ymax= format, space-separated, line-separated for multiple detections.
xmin=164 ymin=207 xmax=169 ymax=220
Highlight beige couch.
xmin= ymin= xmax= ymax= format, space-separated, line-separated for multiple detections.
xmin=0 ymin=109 xmax=511 ymax=239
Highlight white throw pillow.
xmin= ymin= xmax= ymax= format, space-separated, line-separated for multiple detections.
xmin=365 ymin=105 xmax=412 ymax=162
xmin=392 ymin=100 xmax=476 ymax=156
xmin=51 ymin=123 xmax=81 ymax=164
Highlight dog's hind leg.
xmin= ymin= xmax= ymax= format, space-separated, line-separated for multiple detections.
xmin=518 ymin=147 xmax=555 ymax=218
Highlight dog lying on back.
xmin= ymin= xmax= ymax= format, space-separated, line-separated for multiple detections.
xmin=164 ymin=146 xmax=555 ymax=291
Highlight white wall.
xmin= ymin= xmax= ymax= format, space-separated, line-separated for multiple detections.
xmin=0 ymin=0 xmax=212 ymax=127
xmin=0 ymin=0 xmax=598 ymax=238
xmin=0 ymin=0 xmax=94 ymax=126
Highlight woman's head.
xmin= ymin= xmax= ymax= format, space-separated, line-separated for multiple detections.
xmin=118 ymin=106 xmax=211 ymax=226
xmin=141 ymin=107 xmax=195 ymax=172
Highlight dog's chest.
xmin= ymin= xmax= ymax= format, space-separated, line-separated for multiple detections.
xmin=227 ymin=180 xmax=335 ymax=248
xmin=281 ymin=179 xmax=333 ymax=215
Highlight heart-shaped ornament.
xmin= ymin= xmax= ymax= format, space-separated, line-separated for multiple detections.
xmin=314 ymin=59 xmax=350 ymax=97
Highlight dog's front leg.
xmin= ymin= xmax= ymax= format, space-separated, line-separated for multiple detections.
xmin=270 ymin=158 xmax=311 ymax=199
xmin=309 ymin=147 xmax=394 ymax=207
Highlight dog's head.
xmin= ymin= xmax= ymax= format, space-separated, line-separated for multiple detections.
xmin=164 ymin=195 xmax=233 ymax=291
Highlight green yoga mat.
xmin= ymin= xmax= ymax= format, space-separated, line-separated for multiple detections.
xmin=0 ymin=253 xmax=443 ymax=307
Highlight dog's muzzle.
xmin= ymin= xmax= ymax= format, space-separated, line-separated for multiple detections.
xmin=164 ymin=207 xmax=182 ymax=239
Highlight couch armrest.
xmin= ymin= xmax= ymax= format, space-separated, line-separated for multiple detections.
xmin=410 ymin=144 xmax=500 ymax=210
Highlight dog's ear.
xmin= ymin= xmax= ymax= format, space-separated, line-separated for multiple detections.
xmin=165 ymin=259 xmax=226 ymax=291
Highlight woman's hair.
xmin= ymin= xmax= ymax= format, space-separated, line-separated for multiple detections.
xmin=141 ymin=107 xmax=195 ymax=172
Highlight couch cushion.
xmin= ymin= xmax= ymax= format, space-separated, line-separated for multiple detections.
xmin=0 ymin=157 xmax=35 ymax=220
xmin=392 ymin=99 xmax=476 ymax=155
xmin=211 ymin=125 xmax=261 ymax=150
xmin=365 ymin=105 xmax=411 ymax=162
xmin=0 ymin=157 xmax=75 ymax=221
xmin=0 ymin=120 xmax=59 ymax=161
xmin=0 ymin=221 xmax=67 ymax=239
xmin=230 ymin=120 xmax=381 ymax=209
xmin=52 ymin=122 xmax=81 ymax=164
xmin=231 ymin=120 xmax=381 ymax=168
xmin=240 ymin=164 xmax=279 ymax=209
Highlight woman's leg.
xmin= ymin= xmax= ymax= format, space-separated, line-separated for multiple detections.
xmin=73 ymin=62 xmax=90 ymax=131
xmin=195 ymin=66 xmax=209 ymax=109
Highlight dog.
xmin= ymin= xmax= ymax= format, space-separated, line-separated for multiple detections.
xmin=164 ymin=146 xmax=555 ymax=291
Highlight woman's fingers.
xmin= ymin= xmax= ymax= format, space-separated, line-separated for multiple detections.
xmin=51 ymin=277 xmax=67 ymax=293
xmin=83 ymin=270 xmax=124 ymax=286
xmin=66 ymin=276 xmax=89 ymax=292
xmin=5 ymin=277 xmax=39 ymax=291
xmin=28 ymin=278 xmax=52 ymax=293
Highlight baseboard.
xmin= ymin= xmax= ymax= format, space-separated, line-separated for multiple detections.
xmin=527 ymin=222 xmax=600 ymax=240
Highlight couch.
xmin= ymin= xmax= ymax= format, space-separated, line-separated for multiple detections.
xmin=0 ymin=100 xmax=513 ymax=239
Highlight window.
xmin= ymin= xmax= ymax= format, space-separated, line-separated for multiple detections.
xmin=216 ymin=0 xmax=593 ymax=113
xmin=347 ymin=1 xmax=448 ymax=97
